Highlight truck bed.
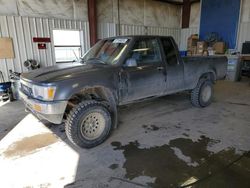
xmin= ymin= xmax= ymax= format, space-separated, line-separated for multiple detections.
xmin=182 ymin=56 xmax=228 ymax=89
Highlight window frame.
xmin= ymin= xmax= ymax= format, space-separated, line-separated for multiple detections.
xmin=126 ymin=37 xmax=163 ymax=66
xmin=53 ymin=29 xmax=82 ymax=63
xmin=160 ymin=37 xmax=180 ymax=66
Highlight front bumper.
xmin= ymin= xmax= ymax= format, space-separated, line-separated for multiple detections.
xmin=19 ymin=91 xmax=67 ymax=124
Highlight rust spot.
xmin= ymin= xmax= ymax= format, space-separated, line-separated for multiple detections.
xmin=4 ymin=133 xmax=58 ymax=158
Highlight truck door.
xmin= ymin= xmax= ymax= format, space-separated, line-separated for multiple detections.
xmin=119 ymin=37 xmax=167 ymax=103
xmin=160 ymin=37 xmax=184 ymax=93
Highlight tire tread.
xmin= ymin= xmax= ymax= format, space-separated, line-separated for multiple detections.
xmin=65 ymin=100 xmax=111 ymax=148
xmin=191 ymin=78 xmax=213 ymax=108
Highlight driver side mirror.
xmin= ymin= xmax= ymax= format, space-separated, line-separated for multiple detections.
xmin=125 ymin=58 xmax=137 ymax=67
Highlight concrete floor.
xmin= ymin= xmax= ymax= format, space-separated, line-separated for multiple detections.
xmin=0 ymin=80 xmax=250 ymax=188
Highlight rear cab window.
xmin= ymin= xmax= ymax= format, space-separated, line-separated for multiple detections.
xmin=161 ymin=37 xmax=178 ymax=66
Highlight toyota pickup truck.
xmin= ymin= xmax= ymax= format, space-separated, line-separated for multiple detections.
xmin=20 ymin=36 xmax=227 ymax=148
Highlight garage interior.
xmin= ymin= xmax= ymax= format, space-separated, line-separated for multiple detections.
xmin=0 ymin=0 xmax=250 ymax=187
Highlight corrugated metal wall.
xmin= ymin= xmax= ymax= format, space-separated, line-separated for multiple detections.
xmin=97 ymin=23 xmax=181 ymax=48
xmin=146 ymin=26 xmax=181 ymax=45
xmin=118 ymin=24 xmax=181 ymax=45
xmin=97 ymin=23 xmax=116 ymax=39
xmin=0 ymin=15 xmax=90 ymax=81
xmin=119 ymin=24 xmax=146 ymax=36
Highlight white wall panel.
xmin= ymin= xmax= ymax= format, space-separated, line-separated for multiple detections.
xmin=98 ymin=23 xmax=116 ymax=39
xmin=147 ymin=26 xmax=181 ymax=45
xmin=120 ymin=24 xmax=146 ymax=35
xmin=98 ymin=23 xmax=181 ymax=47
xmin=237 ymin=0 xmax=250 ymax=51
xmin=189 ymin=2 xmax=200 ymax=28
xmin=0 ymin=16 xmax=89 ymax=81
xmin=0 ymin=0 xmax=88 ymax=21
xmin=0 ymin=0 xmax=18 ymax=16
xmin=237 ymin=22 xmax=250 ymax=51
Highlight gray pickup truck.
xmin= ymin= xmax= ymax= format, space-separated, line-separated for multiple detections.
xmin=20 ymin=36 xmax=227 ymax=148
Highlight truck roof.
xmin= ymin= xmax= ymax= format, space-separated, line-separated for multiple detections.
xmin=102 ymin=35 xmax=173 ymax=40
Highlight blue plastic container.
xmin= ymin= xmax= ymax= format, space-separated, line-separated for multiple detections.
xmin=0 ymin=82 xmax=11 ymax=92
xmin=180 ymin=51 xmax=187 ymax=57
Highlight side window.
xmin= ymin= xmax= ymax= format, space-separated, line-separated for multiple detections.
xmin=128 ymin=38 xmax=161 ymax=65
xmin=161 ymin=38 xmax=178 ymax=66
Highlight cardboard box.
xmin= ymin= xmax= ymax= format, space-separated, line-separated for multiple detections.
xmin=189 ymin=34 xmax=199 ymax=40
xmin=197 ymin=41 xmax=207 ymax=49
xmin=187 ymin=46 xmax=197 ymax=56
xmin=196 ymin=48 xmax=204 ymax=56
xmin=188 ymin=39 xmax=198 ymax=48
xmin=187 ymin=51 xmax=192 ymax=56
xmin=213 ymin=42 xmax=225 ymax=54
xmin=187 ymin=34 xmax=199 ymax=49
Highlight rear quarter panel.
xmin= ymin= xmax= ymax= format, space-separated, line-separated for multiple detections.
xmin=182 ymin=56 xmax=228 ymax=90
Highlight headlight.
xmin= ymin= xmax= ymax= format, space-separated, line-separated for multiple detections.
xmin=32 ymin=85 xmax=56 ymax=101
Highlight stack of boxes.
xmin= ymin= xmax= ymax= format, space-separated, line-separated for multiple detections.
xmin=187 ymin=34 xmax=198 ymax=56
xmin=197 ymin=41 xmax=208 ymax=56
xmin=187 ymin=34 xmax=226 ymax=56
xmin=213 ymin=42 xmax=225 ymax=54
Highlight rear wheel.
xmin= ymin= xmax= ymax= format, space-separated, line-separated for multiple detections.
xmin=65 ymin=100 xmax=112 ymax=148
xmin=191 ymin=79 xmax=213 ymax=107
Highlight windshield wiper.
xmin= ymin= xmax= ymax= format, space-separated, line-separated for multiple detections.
xmin=79 ymin=57 xmax=86 ymax=64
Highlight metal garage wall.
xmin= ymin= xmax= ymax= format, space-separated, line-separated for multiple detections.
xmin=97 ymin=23 xmax=116 ymax=39
xmin=98 ymin=23 xmax=181 ymax=46
xmin=147 ymin=26 xmax=181 ymax=45
xmin=119 ymin=24 xmax=181 ymax=45
xmin=0 ymin=16 xmax=90 ymax=81
xmin=119 ymin=24 xmax=146 ymax=36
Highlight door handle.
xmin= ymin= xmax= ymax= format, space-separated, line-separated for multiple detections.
xmin=157 ymin=66 xmax=164 ymax=71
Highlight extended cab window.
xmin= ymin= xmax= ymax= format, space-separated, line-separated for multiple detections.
xmin=128 ymin=38 xmax=161 ymax=65
xmin=161 ymin=38 xmax=178 ymax=66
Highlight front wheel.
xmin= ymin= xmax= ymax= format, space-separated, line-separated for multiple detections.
xmin=65 ymin=100 xmax=112 ymax=148
xmin=191 ymin=79 xmax=213 ymax=107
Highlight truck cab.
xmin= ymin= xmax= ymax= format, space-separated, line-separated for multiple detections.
xmin=119 ymin=36 xmax=184 ymax=104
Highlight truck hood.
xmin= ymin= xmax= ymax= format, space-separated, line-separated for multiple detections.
xmin=21 ymin=63 xmax=112 ymax=83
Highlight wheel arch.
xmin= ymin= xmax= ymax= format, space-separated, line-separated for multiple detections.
xmin=200 ymin=70 xmax=216 ymax=82
xmin=191 ymin=70 xmax=216 ymax=91
xmin=65 ymin=85 xmax=118 ymax=128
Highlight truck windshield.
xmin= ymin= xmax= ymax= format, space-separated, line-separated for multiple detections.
xmin=81 ymin=38 xmax=130 ymax=65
